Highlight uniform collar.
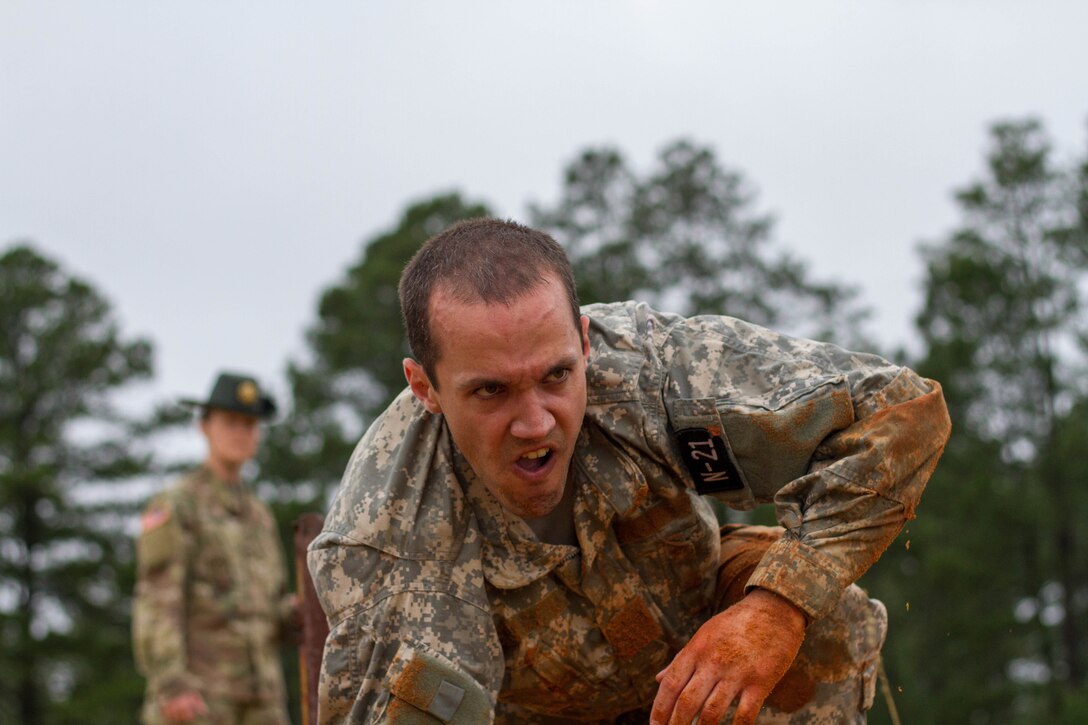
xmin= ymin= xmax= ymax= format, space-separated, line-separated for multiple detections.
xmin=197 ymin=465 xmax=246 ymax=515
xmin=458 ymin=421 xmax=648 ymax=589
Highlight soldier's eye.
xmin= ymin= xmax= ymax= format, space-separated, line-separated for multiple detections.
xmin=545 ymin=368 xmax=570 ymax=384
xmin=475 ymin=384 xmax=503 ymax=399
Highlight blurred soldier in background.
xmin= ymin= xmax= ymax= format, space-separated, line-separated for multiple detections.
xmin=133 ymin=371 xmax=299 ymax=724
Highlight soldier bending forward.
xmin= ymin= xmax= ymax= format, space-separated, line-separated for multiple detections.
xmin=310 ymin=219 xmax=951 ymax=724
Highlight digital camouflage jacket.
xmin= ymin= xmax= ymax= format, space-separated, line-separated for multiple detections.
xmin=133 ymin=466 xmax=296 ymax=713
xmin=309 ymin=302 xmax=950 ymax=723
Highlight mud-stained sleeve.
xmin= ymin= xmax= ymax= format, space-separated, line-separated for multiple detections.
xmin=308 ymin=533 xmax=503 ymax=724
xmin=747 ymin=370 xmax=951 ymax=619
xmin=660 ymin=315 xmax=952 ymax=620
xmin=131 ymin=494 xmax=201 ymax=699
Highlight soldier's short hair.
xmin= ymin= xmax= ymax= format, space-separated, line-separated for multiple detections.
xmin=398 ymin=218 xmax=581 ymax=385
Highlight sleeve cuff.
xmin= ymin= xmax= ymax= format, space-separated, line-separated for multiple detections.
xmin=744 ymin=536 xmax=846 ymax=621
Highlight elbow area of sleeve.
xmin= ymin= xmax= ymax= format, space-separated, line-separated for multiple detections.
xmin=745 ymin=537 xmax=846 ymax=621
xmin=387 ymin=648 xmax=491 ymax=724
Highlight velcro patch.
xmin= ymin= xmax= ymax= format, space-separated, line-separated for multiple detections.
xmin=389 ymin=647 xmax=490 ymax=723
xmin=602 ymin=597 xmax=663 ymax=659
xmin=676 ymin=425 xmax=744 ymax=493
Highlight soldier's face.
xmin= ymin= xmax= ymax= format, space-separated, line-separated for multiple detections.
xmin=201 ymin=409 xmax=261 ymax=467
xmin=404 ymin=278 xmax=590 ymax=519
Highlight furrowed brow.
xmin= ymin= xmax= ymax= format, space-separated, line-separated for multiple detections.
xmin=548 ymin=354 xmax=581 ymax=374
xmin=457 ymin=375 xmax=505 ymax=393
xmin=456 ymin=354 xmax=581 ymax=392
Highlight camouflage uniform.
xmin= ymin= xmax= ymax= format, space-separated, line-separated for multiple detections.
xmin=309 ymin=302 xmax=951 ymax=723
xmin=133 ymin=466 xmax=296 ymax=725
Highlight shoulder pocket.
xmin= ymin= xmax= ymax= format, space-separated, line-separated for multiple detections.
xmin=717 ymin=377 xmax=854 ymax=499
xmin=667 ymin=397 xmax=755 ymax=510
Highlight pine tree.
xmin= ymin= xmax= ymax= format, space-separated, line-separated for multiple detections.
xmin=0 ymin=244 xmax=161 ymax=724
xmin=868 ymin=118 xmax=1088 ymax=723
xmin=531 ymin=139 xmax=871 ymax=348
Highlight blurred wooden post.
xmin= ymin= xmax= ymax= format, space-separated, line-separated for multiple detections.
xmin=294 ymin=513 xmax=329 ymax=725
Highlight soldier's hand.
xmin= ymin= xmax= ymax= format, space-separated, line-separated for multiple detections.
xmin=160 ymin=690 xmax=208 ymax=722
xmin=650 ymin=588 xmax=805 ymax=725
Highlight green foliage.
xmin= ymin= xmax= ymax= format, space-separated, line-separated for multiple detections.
xmin=259 ymin=192 xmax=492 ymax=506
xmin=265 ymin=140 xmax=875 ymax=513
xmin=255 ymin=194 xmax=494 ymax=718
xmin=864 ymin=118 xmax=1088 ymax=723
xmin=531 ymin=139 xmax=872 ymax=348
xmin=0 ymin=244 xmax=159 ymax=724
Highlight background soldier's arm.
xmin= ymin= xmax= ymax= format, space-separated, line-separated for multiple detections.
xmin=132 ymin=495 xmax=202 ymax=701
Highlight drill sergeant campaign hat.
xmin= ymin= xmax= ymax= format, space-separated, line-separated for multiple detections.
xmin=180 ymin=371 xmax=278 ymax=420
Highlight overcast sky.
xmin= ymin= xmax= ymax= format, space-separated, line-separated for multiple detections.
xmin=3 ymin=1 xmax=1086 ymax=415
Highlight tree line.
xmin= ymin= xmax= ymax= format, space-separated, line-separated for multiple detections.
xmin=1 ymin=118 xmax=1085 ymax=723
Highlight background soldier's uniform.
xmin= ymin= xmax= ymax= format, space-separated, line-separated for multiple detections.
xmin=134 ymin=466 xmax=296 ymax=725
xmin=309 ymin=302 xmax=951 ymax=724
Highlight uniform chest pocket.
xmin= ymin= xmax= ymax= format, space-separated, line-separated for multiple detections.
xmin=242 ymin=524 xmax=285 ymax=603
xmin=193 ymin=521 xmax=238 ymax=593
xmin=496 ymin=586 xmax=648 ymax=717
xmin=503 ymin=632 xmax=663 ymax=718
xmin=614 ymin=494 xmax=716 ymax=620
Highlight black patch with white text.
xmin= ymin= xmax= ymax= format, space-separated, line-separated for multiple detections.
xmin=676 ymin=427 xmax=744 ymax=493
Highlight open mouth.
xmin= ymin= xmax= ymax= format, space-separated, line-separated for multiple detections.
xmin=516 ymin=447 xmax=553 ymax=473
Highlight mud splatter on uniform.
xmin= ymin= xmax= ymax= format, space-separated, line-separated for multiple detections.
xmin=309 ymin=302 xmax=950 ymax=723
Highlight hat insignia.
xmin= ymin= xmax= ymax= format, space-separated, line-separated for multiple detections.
xmin=236 ymin=381 xmax=260 ymax=406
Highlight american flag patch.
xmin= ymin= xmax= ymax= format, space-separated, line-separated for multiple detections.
xmin=140 ymin=507 xmax=170 ymax=532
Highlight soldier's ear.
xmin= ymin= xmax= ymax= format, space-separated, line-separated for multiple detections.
xmin=580 ymin=315 xmax=591 ymax=362
xmin=404 ymin=359 xmax=442 ymax=414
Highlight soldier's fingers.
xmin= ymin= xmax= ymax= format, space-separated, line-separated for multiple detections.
xmin=174 ymin=693 xmax=206 ymax=721
xmin=650 ymin=657 xmax=695 ymax=725
xmin=163 ymin=705 xmax=189 ymax=722
xmin=160 ymin=699 xmax=186 ymax=721
xmin=732 ymin=686 xmax=768 ymax=725
xmin=667 ymin=673 xmax=718 ymax=725
xmin=696 ymin=681 xmax=739 ymax=725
